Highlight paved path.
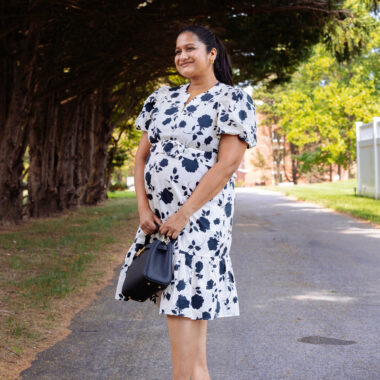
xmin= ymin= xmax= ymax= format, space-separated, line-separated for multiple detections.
xmin=20 ymin=188 xmax=380 ymax=380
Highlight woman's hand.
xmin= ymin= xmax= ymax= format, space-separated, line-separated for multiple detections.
xmin=139 ymin=207 xmax=162 ymax=235
xmin=158 ymin=209 xmax=190 ymax=239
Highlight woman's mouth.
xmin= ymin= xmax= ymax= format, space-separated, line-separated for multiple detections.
xmin=181 ymin=62 xmax=192 ymax=67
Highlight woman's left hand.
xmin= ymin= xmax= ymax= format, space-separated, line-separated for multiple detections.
xmin=158 ymin=209 xmax=190 ymax=239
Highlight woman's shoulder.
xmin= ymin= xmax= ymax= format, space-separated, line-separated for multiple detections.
xmin=219 ymin=83 xmax=246 ymax=97
xmin=144 ymin=85 xmax=171 ymax=104
xmin=157 ymin=84 xmax=182 ymax=100
xmin=152 ymin=84 xmax=171 ymax=96
xmin=217 ymin=83 xmax=251 ymax=108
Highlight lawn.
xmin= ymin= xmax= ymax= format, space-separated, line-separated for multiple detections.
xmin=261 ymin=178 xmax=380 ymax=226
xmin=0 ymin=190 xmax=138 ymax=379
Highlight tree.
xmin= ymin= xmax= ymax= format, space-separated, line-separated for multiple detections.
xmin=255 ymin=2 xmax=379 ymax=182
xmin=1 ymin=0 xmax=378 ymax=223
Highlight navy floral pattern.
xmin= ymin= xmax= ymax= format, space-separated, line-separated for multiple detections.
xmin=114 ymin=81 xmax=257 ymax=320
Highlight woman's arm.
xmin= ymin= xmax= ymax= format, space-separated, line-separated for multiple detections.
xmin=180 ymin=134 xmax=247 ymax=217
xmin=134 ymin=133 xmax=163 ymax=233
xmin=134 ymin=132 xmax=151 ymax=213
xmin=158 ymin=134 xmax=247 ymax=238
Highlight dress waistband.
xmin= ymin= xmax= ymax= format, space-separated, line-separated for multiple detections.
xmin=151 ymin=139 xmax=218 ymax=162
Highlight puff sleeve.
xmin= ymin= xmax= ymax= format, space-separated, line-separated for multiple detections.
xmin=134 ymin=87 xmax=162 ymax=132
xmin=216 ymin=88 xmax=257 ymax=149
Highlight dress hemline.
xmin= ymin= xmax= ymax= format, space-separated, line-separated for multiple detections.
xmin=158 ymin=309 xmax=240 ymax=321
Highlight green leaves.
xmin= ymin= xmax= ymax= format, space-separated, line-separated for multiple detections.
xmin=323 ymin=0 xmax=379 ymax=63
xmin=256 ymin=10 xmax=379 ymax=177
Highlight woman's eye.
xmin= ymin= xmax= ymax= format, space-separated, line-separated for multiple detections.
xmin=175 ymin=47 xmax=194 ymax=54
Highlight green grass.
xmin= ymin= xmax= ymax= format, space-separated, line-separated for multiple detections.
xmin=1 ymin=194 xmax=137 ymax=305
xmin=107 ymin=189 xmax=136 ymax=199
xmin=0 ymin=192 xmax=139 ymax=370
xmin=261 ymin=178 xmax=380 ymax=225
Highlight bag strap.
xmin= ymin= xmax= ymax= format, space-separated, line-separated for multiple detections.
xmin=144 ymin=220 xmax=160 ymax=245
xmin=144 ymin=233 xmax=151 ymax=246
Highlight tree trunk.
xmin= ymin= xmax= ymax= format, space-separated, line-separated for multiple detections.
xmin=282 ymin=137 xmax=292 ymax=182
xmin=55 ymin=100 xmax=81 ymax=210
xmin=77 ymin=95 xmax=95 ymax=204
xmin=27 ymin=96 xmax=60 ymax=217
xmin=105 ymin=145 xmax=116 ymax=191
xmin=348 ymin=158 xmax=353 ymax=179
xmin=28 ymin=86 xmax=115 ymax=215
xmin=289 ymin=143 xmax=298 ymax=184
xmin=83 ymin=86 xmax=114 ymax=204
xmin=0 ymin=20 xmax=39 ymax=224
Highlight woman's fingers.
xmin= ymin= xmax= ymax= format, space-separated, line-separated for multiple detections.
xmin=141 ymin=223 xmax=157 ymax=235
xmin=158 ymin=211 xmax=188 ymax=239
xmin=154 ymin=216 xmax=162 ymax=227
xmin=140 ymin=211 xmax=163 ymax=235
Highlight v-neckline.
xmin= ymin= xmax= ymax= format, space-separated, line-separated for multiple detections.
xmin=183 ymin=81 xmax=220 ymax=108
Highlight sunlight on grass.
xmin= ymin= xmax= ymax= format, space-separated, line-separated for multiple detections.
xmin=107 ymin=189 xmax=136 ymax=199
xmin=262 ymin=179 xmax=380 ymax=225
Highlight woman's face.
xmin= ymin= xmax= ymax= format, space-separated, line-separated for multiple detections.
xmin=175 ymin=31 xmax=216 ymax=79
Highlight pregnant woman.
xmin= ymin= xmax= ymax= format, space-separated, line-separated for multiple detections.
xmin=115 ymin=24 xmax=257 ymax=380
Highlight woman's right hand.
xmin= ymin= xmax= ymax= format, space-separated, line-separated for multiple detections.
xmin=139 ymin=206 xmax=162 ymax=235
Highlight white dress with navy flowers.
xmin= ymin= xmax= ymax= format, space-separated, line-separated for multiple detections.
xmin=114 ymin=81 xmax=257 ymax=320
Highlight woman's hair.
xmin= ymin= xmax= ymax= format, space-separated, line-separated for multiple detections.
xmin=176 ymin=25 xmax=233 ymax=86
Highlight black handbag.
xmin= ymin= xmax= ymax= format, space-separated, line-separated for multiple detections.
xmin=121 ymin=232 xmax=174 ymax=302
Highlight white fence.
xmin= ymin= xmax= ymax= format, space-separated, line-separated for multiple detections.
xmin=355 ymin=117 xmax=380 ymax=199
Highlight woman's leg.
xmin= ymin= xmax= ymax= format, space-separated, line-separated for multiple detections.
xmin=190 ymin=318 xmax=211 ymax=380
xmin=166 ymin=315 xmax=211 ymax=380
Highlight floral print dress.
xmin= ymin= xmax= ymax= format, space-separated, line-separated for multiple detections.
xmin=114 ymin=81 xmax=257 ymax=320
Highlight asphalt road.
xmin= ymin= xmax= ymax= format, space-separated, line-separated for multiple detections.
xmin=20 ymin=188 xmax=380 ymax=380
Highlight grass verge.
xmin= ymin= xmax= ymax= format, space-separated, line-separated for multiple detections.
xmin=261 ymin=178 xmax=380 ymax=226
xmin=0 ymin=190 xmax=138 ymax=380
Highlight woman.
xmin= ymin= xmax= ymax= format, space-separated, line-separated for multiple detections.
xmin=115 ymin=25 xmax=257 ymax=380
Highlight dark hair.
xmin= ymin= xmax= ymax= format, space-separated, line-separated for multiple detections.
xmin=176 ymin=25 xmax=233 ymax=86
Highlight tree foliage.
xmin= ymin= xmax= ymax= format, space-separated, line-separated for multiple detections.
xmin=255 ymin=2 xmax=379 ymax=181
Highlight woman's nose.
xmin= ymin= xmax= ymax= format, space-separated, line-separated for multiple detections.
xmin=178 ymin=52 xmax=189 ymax=60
